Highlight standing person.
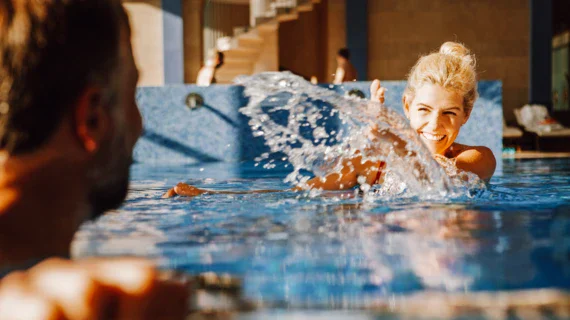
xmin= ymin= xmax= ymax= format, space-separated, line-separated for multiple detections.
xmin=196 ymin=50 xmax=225 ymax=86
xmin=0 ymin=1 xmax=187 ymax=318
xmin=333 ymin=48 xmax=358 ymax=84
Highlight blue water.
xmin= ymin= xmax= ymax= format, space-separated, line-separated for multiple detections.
xmin=73 ymin=158 xmax=570 ymax=309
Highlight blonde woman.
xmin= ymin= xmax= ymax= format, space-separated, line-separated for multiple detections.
xmin=165 ymin=42 xmax=496 ymax=197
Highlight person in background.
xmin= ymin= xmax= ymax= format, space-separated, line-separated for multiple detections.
xmin=333 ymin=48 xmax=358 ymax=84
xmin=0 ymin=1 xmax=187 ymax=318
xmin=196 ymin=50 xmax=225 ymax=86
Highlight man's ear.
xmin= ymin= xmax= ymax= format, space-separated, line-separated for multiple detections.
xmin=74 ymin=87 xmax=110 ymax=153
xmin=403 ymin=95 xmax=411 ymax=119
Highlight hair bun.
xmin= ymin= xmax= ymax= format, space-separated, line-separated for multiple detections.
xmin=439 ymin=41 xmax=474 ymax=66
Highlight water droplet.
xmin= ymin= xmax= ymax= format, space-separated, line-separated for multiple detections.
xmin=236 ymin=72 xmax=475 ymax=199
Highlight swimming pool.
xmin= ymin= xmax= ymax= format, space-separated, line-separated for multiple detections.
xmin=72 ymin=157 xmax=570 ymax=317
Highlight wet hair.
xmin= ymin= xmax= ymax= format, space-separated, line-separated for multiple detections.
xmin=215 ymin=51 xmax=225 ymax=69
xmin=0 ymin=0 xmax=129 ymax=154
xmin=337 ymin=48 xmax=351 ymax=60
xmin=404 ymin=42 xmax=478 ymax=115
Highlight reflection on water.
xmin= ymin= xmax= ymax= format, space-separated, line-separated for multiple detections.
xmin=73 ymin=159 xmax=570 ymax=311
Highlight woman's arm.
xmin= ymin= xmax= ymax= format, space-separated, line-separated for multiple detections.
xmin=162 ymin=183 xmax=281 ymax=198
xmin=163 ymin=157 xmax=384 ymax=198
xmin=296 ymin=156 xmax=382 ymax=191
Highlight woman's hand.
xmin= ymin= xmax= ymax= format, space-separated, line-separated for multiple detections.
xmin=162 ymin=183 xmax=206 ymax=198
xmin=370 ymin=79 xmax=386 ymax=104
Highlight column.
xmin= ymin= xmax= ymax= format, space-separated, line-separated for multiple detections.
xmin=162 ymin=0 xmax=184 ymax=84
xmin=529 ymin=0 xmax=553 ymax=107
xmin=346 ymin=0 xmax=368 ymax=81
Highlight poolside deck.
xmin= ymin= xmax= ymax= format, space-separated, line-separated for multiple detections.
xmin=505 ymin=151 xmax=570 ymax=159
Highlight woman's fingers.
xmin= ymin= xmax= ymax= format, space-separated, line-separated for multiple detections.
xmin=163 ymin=182 xmax=206 ymax=198
xmin=378 ymin=87 xmax=386 ymax=103
xmin=370 ymin=79 xmax=380 ymax=95
xmin=370 ymin=79 xmax=385 ymax=103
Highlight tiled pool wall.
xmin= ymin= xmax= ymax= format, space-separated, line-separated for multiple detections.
xmin=134 ymin=81 xmax=503 ymax=172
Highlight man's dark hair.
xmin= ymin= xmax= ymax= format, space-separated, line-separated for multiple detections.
xmin=0 ymin=0 xmax=129 ymax=154
xmin=337 ymin=48 xmax=350 ymax=60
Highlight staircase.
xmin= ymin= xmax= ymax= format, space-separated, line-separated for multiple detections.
xmin=215 ymin=0 xmax=321 ymax=84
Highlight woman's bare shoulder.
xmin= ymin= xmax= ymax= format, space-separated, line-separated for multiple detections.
xmin=450 ymin=143 xmax=496 ymax=180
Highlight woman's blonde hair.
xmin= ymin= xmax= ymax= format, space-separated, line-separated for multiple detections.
xmin=404 ymin=42 xmax=478 ymax=115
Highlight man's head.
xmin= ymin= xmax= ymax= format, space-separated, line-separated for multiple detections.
xmin=337 ymin=48 xmax=351 ymax=64
xmin=0 ymin=0 xmax=142 ymax=219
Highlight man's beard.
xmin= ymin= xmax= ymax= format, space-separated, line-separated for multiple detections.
xmin=86 ymin=135 xmax=133 ymax=221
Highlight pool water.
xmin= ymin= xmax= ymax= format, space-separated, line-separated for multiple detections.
xmin=73 ymin=158 xmax=570 ymax=312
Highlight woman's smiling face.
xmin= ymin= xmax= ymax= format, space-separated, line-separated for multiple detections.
xmin=404 ymin=84 xmax=469 ymax=155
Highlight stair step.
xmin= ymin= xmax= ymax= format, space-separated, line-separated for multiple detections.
xmin=275 ymin=6 xmax=295 ymax=14
xmin=255 ymin=16 xmax=275 ymax=26
xmin=256 ymin=20 xmax=279 ymax=31
xmin=296 ymin=3 xmax=313 ymax=12
xmin=223 ymin=58 xmax=255 ymax=69
xmin=217 ymin=66 xmax=253 ymax=75
xmin=236 ymin=34 xmax=264 ymax=49
xmin=217 ymin=68 xmax=253 ymax=77
xmin=220 ymin=65 xmax=254 ymax=75
xmin=223 ymin=48 xmax=260 ymax=60
xmin=276 ymin=11 xmax=299 ymax=22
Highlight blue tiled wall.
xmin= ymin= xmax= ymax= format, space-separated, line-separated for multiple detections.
xmin=134 ymin=85 xmax=248 ymax=163
xmin=134 ymin=80 xmax=503 ymax=171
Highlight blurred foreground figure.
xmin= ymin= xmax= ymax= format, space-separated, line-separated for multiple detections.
xmin=0 ymin=1 xmax=186 ymax=318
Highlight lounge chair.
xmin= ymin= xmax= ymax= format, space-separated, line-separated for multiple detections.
xmin=514 ymin=104 xmax=570 ymax=150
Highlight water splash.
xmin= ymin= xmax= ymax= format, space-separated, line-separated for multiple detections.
xmin=237 ymin=72 xmax=484 ymax=199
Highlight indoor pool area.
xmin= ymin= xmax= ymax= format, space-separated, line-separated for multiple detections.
xmin=3 ymin=1 xmax=570 ymax=319
xmin=71 ymin=75 xmax=570 ymax=319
